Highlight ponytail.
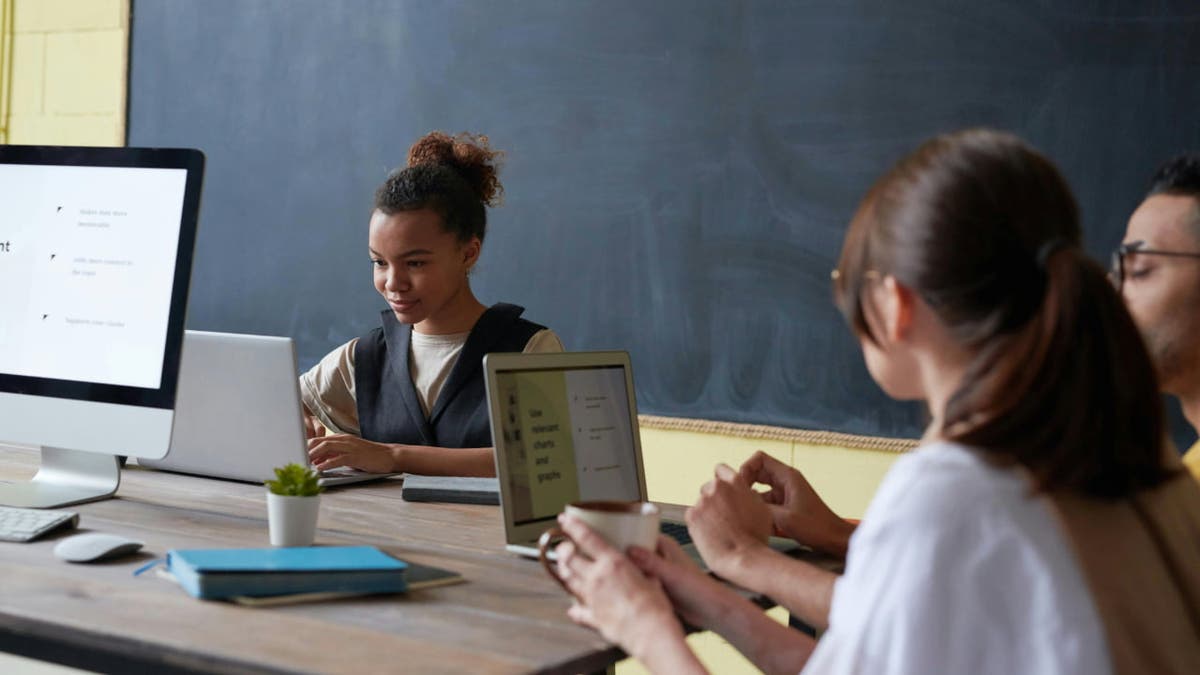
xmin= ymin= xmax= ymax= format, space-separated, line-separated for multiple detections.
xmin=945 ymin=249 xmax=1172 ymax=498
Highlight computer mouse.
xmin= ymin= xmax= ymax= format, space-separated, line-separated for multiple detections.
xmin=53 ymin=532 xmax=145 ymax=563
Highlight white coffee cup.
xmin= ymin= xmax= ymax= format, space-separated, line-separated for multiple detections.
xmin=538 ymin=500 xmax=660 ymax=596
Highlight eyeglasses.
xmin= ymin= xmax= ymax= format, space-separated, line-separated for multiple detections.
xmin=1109 ymin=243 xmax=1200 ymax=291
xmin=830 ymin=269 xmax=881 ymax=283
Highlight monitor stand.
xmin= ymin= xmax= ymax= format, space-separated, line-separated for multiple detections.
xmin=0 ymin=447 xmax=121 ymax=508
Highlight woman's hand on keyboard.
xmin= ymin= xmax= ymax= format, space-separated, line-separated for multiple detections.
xmin=301 ymin=405 xmax=327 ymax=440
xmin=307 ymin=434 xmax=397 ymax=473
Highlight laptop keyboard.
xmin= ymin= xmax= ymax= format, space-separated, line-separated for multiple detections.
xmin=0 ymin=505 xmax=79 ymax=542
xmin=660 ymin=521 xmax=693 ymax=546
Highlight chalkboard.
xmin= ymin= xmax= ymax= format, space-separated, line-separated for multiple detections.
xmin=128 ymin=0 xmax=1200 ymax=443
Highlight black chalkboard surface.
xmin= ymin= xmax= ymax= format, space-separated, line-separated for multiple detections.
xmin=128 ymin=1 xmax=1200 ymax=443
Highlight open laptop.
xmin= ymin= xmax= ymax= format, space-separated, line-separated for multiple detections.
xmin=140 ymin=331 xmax=394 ymax=487
xmin=484 ymin=351 xmax=794 ymax=562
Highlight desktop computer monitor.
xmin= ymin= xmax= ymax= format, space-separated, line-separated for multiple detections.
xmin=0 ymin=146 xmax=203 ymax=508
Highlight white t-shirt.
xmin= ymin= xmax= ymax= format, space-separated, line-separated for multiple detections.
xmin=804 ymin=441 xmax=1110 ymax=675
xmin=409 ymin=330 xmax=469 ymax=417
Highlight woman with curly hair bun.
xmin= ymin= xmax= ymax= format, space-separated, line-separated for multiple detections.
xmin=300 ymin=131 xmax=562 ymax=476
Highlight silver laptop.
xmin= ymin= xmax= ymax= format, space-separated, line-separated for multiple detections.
xmin=484 ymin=351 xmax=705 ymax=558
xmin=140 ymin=330 xmax=393 ymax=487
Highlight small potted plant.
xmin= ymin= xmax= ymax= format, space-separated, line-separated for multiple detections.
xmin=265 ymin=463 xmax=323 ymax=547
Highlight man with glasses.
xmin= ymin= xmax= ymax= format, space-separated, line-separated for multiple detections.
xmin=1113 ymin=154 xmax=1200 ymax=479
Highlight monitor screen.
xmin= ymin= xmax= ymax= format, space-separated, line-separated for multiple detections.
xmin=492 ymin=364 xmax=642 ymax=527
xmin=0 ymin=147 xmax=202 ymax=408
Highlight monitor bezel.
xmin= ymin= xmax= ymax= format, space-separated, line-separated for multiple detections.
xmin=0 ymin=145 xmax=203 ymax=410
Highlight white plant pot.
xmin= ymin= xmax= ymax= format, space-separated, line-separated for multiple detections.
xmin=267 ymin=492 xmax=321 ymax=547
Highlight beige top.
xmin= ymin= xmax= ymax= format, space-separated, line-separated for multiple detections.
xmin=300 ymin=328 xmax=563 ymax=436
xmin=1049 ymin=467 xmax=1200 ymax=675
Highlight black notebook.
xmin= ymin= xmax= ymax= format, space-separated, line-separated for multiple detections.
xmin=401 ymin=475 xmax=500 ymax=505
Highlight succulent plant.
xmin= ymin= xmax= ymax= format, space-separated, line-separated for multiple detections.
xmin=265 ymin=462 xmax=322 ymax=497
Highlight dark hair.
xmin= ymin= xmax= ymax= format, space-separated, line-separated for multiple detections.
xmin=373 ymin=131 xmax=504 ymax=243
xmin=834 ymin=128 xmax=1173 ymax=499
xmin=1147 ymin=154 xmax=1200 ymax=199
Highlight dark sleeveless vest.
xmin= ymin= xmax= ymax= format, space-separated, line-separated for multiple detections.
xmin=354 ymin=303 xmax=546 ymax=447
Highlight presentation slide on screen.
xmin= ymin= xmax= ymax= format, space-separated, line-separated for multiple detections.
xmin=499 ymin=366 xmax=641 ymax=524
xmin=0 ymin=164 xmax=186 ymax=389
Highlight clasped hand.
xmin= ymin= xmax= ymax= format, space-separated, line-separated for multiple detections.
xmin=553 ymin=514 xmax=737 ymax=658
xmin=687 ymin=452 xmax=853 ymax=583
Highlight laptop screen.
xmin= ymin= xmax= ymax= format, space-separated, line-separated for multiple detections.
xmin=492 ymin=363 xmax=642 ymax=527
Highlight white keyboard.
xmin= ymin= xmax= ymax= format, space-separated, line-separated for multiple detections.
xmin=0 ymin=505 xmax=79 ymax=542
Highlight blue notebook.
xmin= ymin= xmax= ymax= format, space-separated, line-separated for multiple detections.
xmin=166 ymin=546 xmax=408 ymax=600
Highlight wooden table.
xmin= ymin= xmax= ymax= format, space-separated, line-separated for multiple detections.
xmin=0 ymin=447 xmax=626 ymax=674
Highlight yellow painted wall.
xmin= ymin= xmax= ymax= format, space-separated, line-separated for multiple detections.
xmin=4 ymin=0 xmax=127 ymax=146
xmin=641 ymin=426 xmax=899 ymax=519
xmin=0 ymin=4 xmax=908 ymax=671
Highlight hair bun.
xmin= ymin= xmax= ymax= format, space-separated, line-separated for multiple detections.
xmin=406 ymin=131 xmax=504 ymax=207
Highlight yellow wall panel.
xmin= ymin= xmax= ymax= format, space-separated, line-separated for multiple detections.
xmin=791 ymin=442 xmax=898 ymax=519
xmin=8 ymin=31 xmax=42 ymax=115
xmin=14 ymin=0 xmax=123 ymax=33
xmin=640 ymin=426 xmax=791 ymax=505
xmin=7 ymin=112 xmax=121 ymax=146
xmin=5 ymin=0 xmax=127 ymax=146
xmin=641 ymin=424 xmax=901 ymax=518
xmin=45 ymin=29 xmax=124 ymax=115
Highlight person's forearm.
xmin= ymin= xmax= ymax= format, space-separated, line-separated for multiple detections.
xmin=390 ymin=446 xmax=496 ymax=476
xmin=702 ymin=582 xmax=816 ymax=675
xmin=796 ymin=518 xmax=856 ymax=558
xmin=717 ymin=547 xmax=837 ymax=631
xmin=630 ymin=621 xmax=708 ymax=675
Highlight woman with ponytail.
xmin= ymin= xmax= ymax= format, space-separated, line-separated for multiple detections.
xmin=549 ymin=129 xmax=1200 ymax=674
xmin=301 ymin=132 xmax=562 ymax=476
